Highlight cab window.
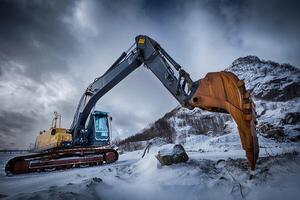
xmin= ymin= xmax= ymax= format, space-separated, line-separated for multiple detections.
xmin=94 ymin=117 xmax=109 ymax=139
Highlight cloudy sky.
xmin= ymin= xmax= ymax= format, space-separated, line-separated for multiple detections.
xmin=0 ymin=0 xmax=299 ymax=149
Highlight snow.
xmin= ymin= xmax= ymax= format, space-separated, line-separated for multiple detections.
xmin=2 ymin=113 xmax=299 ymax=199
xmin=1 ymin=133 xmax=300 ymax=200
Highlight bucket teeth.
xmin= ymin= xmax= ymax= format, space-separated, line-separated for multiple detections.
xmin=243 ymin=103 xmax=252 ymax=110
xmin=237 ymin=80 xmax=245 ymax=87
xmin=243 ymin=91 xmax=251 ymax=99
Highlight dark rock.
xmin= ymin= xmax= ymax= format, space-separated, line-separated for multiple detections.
xmin=258 ymin=122 xmax=286 ymax=141
xmin=289 ymin=135 xmax=300 ymax=142
xmin=268 ymin=77 xmax=287 ymax=84
xmin=281 ymin=112 xmax=300 ymax=125
xmin=294 ymin=128 xmax=300 ymax=132
xmin=264 ymin=128 xmax=285 ymax=141
xmin=92 ymin=177 xmax=103 ymax=183
xmin=232 ymin=56 xmax=261 ymax=66
xmin=277 ymin=82 xmax=300 ymax=101
xmin=256 ymin=89 xmax=280 ymax=100
xmin=255 ymin=82 xmax=300 ymax=101
xmin=157 ymin=154 xmax=173 ymax=165
xmin=258 ymin=122 xmax=274 ymax=133
xmin=156 ymin=144 xmax=189 ymax=165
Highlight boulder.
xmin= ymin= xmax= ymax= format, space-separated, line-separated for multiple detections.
xmin=156 ymin=144 xmax=189 ymax=165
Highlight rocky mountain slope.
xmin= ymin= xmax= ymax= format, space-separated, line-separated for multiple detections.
xmin=228 ymin=56 xmax=300 ymax=101
xmin=119 ymin=56 xmax=300 ymax=151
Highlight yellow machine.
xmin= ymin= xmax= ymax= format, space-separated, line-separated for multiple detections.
xmin=34 ymin=112 xmax=72 ymax=152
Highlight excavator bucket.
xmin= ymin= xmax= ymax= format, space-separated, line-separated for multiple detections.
xmin=188 ymin=71 xmax=259 ymax=170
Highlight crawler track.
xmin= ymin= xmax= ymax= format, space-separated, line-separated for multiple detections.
xmin=5 ymin=147 xmax=118 ymax=175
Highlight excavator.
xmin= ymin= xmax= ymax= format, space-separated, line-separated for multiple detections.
xmin=5 ymin=35 xmax=259 ymax=174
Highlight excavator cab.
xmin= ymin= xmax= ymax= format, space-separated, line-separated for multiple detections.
xmin=86 ymin=111 xmax=112 ymax=146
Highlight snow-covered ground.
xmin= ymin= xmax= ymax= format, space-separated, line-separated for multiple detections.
xmin=1 ymin=132 xmax=299 ymax=200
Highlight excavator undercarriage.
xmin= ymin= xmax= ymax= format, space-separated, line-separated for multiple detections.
xmin=5 ymin=147 xmax=118 ymax=174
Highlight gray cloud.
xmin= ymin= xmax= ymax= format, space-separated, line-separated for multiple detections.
xmin=0 ymin=110 xmax=38 ymax=149
xmin=0 ymin=0 xmax=78 ymax=80
xmin=0 ymin=0 xmax=299 ymax=149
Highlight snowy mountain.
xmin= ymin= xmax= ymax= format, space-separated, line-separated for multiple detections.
xmin=119 ymin=56 xmax=300 ymax=151
xmin=228 ymin=56 xmax=300 ymax=101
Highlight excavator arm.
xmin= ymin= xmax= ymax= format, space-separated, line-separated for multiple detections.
xmin=71 ymin=35 xmax=259 ymax=170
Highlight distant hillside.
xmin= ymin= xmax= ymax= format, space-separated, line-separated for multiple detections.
xmin=118 ymin=109 xmax=177 ymax=146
